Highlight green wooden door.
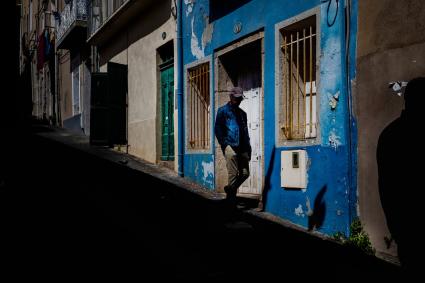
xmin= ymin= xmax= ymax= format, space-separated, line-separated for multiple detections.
xmin=160 ymin=63 xmax=174 ymax=161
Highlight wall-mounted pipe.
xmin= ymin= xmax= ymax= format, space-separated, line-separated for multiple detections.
xmin=344 ymin=0 xmax=358 ymax=230
xmin=177 ymin=0 xmax=184 ymax=176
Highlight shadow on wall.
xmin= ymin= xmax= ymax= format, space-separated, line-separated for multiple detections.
xmin=377 ymin=77 xmax=425 ymax=274
xmin=308 ymin=185 xmax=327 ymax=231
xmin=209 ymin=0 xmax=252 ymax=22
xmin=259 ymin=147 xmax=276 ymax=211
xmin=260 ymin=148 xmax=327 ymax=231
xmin=99 ymin=0 xmax=171 ymax=66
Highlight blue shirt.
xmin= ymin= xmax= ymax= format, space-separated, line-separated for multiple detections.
xmin=214 ymin=102 xmax=251 ymax=155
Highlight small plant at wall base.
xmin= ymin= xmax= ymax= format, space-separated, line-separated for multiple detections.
xmin=333 ymin=218 xmax=376 ymax=256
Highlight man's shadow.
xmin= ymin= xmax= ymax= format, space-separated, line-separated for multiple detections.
xmin=308 ymin=185 xmax=327 ymax=231
xmin=257 ymin=147 xmax=276 ymax=211
xmin=377 ymin=77 xmax=424 ymax=274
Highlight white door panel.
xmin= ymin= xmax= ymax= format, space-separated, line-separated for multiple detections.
xmin=238 ymin=88 xmax=262 ymax=195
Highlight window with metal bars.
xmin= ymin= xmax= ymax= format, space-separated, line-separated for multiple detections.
xmin=187 ymin=62 xmax=211 ymax=150
xmin=280 ymin=15 xmax=317 ymax=141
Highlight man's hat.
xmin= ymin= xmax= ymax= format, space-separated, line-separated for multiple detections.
xmin=230 ymin=87 xmax=244 ymax=98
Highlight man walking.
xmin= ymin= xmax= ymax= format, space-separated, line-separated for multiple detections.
xmin=215 ymin=87 xmax=252 ymax=204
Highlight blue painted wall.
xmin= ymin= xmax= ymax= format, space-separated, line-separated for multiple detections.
xmin=347 ymin=0 xmax=359 ymax=227
xmin=182 ymin=0 xmax=358 ymax=237
xmin=184 ymin=154 xmax=215 ymax=189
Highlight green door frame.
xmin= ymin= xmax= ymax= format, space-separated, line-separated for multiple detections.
xmin=160 ymin=59 xmax=175 ymax=161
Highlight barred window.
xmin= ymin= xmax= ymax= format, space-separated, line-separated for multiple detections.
xmin=280 ymin=15 xmax=317 ymax=141
xmin=187 ymin=63 xmax=210 ymax=150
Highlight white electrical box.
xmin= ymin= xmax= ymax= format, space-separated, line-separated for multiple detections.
xmin=281 ymin=150 xmax=307 ymax=189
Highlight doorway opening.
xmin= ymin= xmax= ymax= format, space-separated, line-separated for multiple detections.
xmin=215 ymin=33 xmax=264 ymax=198
xmin=90 ymin=62 xmax=128 ymax=148
xmin=158 ymin=41 xmax=175 ymax=169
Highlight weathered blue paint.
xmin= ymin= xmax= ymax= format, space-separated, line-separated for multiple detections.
xmin=182 ymin=0 xmax=358 ymax=237
xmin=184 ymin=154 xmax=215 ymax=190
xmin=177 ymin=0 xmax=184 ymax=176
xmin=346 ymin=0 xmax=359 ymax=228
xmin=264 ymin=145 xmax=351 ymax=233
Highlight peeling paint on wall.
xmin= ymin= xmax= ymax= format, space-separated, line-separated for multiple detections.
xmin=201 ymin=160 xmax=214 ymax=185
xmin=184 ymin=154 xmax=215 ymax=190
xmin=201 ymin=16 xmax=213 ymax=47
xmin=306 ymin=196 xmax=313 ymax=216
xmin=184 ymin=0 xmax=194 ymax=16
xmin=328 ymin=131 xmax=341 ymax=150
xmin=191 ymin=17 xmax=204 ymax=59
xmin=329 ymin=91 xmax=340 ymax=110
xmin=194 ymin=161 xmax=199 ymax=177
xmin=388 ymin=81 xmax=407 ymax=97
xmin=295 ymin=204 xmax=305 ymax=217
xmin=190 ymin=15 xmax=214 ymax=59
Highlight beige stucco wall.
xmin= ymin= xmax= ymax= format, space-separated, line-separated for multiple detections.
xmin=357 ymin=0 xmax=425 ymax=58
xmin=356 ymin=0 xmax=425 ymax=262
xmin=99 ymin=2 xmax=177 ymax=167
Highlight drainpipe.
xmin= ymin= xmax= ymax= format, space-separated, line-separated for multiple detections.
xmin=344 ymin=0 xmax=356 ymax=231
xmin=177 ymin=0 xmax=184 ymax=176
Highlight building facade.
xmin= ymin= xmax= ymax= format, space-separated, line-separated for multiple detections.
xmin=355 ymin=0 xmax=425 ymax=262
xmin=181 ymin=0 xmax=358 ymax=239
xmin=87 ymin=0 xmax=178 ymax=168
xmin=19 ymin=0 xmax=59 ymax=125
xmin=17 ymin=0 xmax=425 ymax=264
xmin=56 ymin=0 xmax=91 ymax=134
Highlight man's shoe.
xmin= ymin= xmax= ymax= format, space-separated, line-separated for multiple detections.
xmin=224 ymin=186 xmax=237 ymax=207
xmin=224 ymin=185 xmax=231 ymax=195
xmin=224 ymin=185 xmax=236 ymax=198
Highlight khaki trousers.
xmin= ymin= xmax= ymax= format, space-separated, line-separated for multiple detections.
xmin=224 ymin=146 xmax=250 ymax=194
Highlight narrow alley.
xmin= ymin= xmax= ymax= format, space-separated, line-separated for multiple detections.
xmin=2 ymin=124 xmax=401 ymax=281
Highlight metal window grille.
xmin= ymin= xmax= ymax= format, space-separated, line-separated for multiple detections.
xmin=281 ymin=15 xmax=317 ymax=140
xmin=188 ymin=63 xmax=210 ymax=150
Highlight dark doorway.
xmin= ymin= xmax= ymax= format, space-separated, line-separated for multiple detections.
xmin=215 ymin=36 xmax=263 ymax=197
xmin=90 ymin=62 xmax=127 ymax=146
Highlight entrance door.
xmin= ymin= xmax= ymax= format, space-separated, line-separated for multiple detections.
xmin=238 ymin=87 xmax=262 ymax=195
xmin=89 ymin=62 xmax=127 ymax=146
xmin=90 ymin=72 xmax=109 ymax=145
xmin=215 ymin=34 xmax=263 ymax=197
xmin=108 ymin=62 xmax=127 ymax=146
xmin=160 ymin=61 xmax=174 ymax=161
